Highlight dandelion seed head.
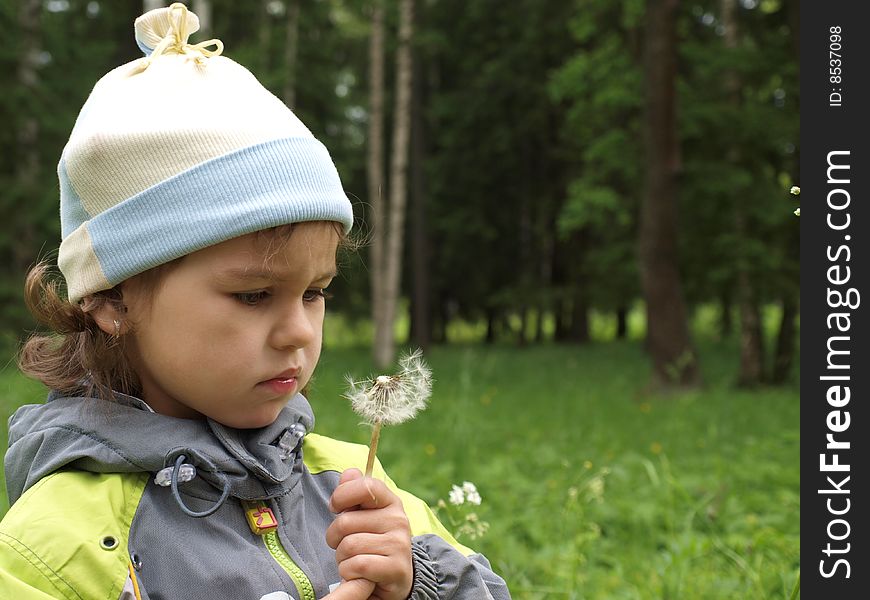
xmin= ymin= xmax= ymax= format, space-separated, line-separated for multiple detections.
xmin=343 ymin=349 xmax=432 ymax=426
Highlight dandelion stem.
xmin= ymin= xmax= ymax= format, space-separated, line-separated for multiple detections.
xmin=365 ymin=420 xmax=382 ymax=477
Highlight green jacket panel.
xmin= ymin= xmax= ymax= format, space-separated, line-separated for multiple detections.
xmin=0 ymin=470 xmax=147 ymax=600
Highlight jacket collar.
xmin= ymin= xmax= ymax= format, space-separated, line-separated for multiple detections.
xmin=5 ymin=389 xmax=316 ymax=504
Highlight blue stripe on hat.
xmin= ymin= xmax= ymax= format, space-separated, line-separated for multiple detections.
xmin=85 ymin=136 xmax=353 ymax=286
xmin=59 ymin=158 xmax=92 ymax=239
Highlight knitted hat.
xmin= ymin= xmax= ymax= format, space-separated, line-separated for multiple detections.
xmin=57 ymin=3 xmax=353 ymax=303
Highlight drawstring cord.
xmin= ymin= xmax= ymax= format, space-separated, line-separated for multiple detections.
xmin=132 ymin=2 xmax=223 ymax=74
xmin=166 ymin=454 xmax=231 ymax=518
xmin=154 ymin=424 xmax=305 ymax=517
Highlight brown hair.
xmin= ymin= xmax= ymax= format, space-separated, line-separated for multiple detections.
xmin=18 ymin=222 xmax=357 ymax=403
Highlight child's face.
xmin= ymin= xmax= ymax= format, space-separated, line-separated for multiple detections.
xmin=123 ymin=222 xmax=339 ymax=429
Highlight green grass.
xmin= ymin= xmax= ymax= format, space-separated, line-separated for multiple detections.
xmin=0 ymin=340 xmax=799 ymax=599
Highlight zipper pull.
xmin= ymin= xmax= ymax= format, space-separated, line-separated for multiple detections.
xmin=242 ymin=500 xmax=279 ymax=535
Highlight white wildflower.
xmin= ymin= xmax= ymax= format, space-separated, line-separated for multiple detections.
xmin=449 ymin=485 xmax=465 ymax=505
xmin=790 ymin=186 xmax=800 ymax=196
xmin=794 ymin=208 xmax=800 ymax=217
xmin=460 ymin=482 xmax=481 ymax=504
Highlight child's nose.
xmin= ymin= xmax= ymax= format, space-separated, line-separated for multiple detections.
xmin=270 ymin=301 xmax=316 ymax=349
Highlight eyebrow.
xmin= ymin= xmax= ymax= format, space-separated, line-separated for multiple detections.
xmin=214 ymin=267 xmax=338 ymax=283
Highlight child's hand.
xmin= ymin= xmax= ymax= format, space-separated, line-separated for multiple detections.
xmin=326 ymin=468 xmax=413 ymax=600
xmin=322 ymin=578 xmax=376 ymax=600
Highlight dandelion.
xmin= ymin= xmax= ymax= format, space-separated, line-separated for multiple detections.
xmin=344 ymin=349 xmax=432 ymax=477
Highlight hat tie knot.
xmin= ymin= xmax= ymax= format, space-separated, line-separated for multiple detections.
xmin=131 ymin=2 xmax=223 ymax=74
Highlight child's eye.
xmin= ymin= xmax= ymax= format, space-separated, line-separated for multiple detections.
xmin=233 ymin=290 xmax=271 ymax=306
xmin=303 ymin=288 xmax=332 ymax=303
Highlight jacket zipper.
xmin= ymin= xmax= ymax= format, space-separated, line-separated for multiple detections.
xmin=263 ymin=530 xmax=316 ymax=600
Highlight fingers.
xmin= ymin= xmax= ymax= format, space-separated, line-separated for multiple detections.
xmin=326 ymin=469 xmax=413 ymax=600
xmin=321 ymin=578 xmax=376 ymax=600
xmin=325 ymin=504 xmax=410 ymax=549
xmin=339 ymin=468 xmax=363 ymax=485
xmin=329 ymin=472 xmax=400 ymax=513
xmin=337 ymin=554 xmax=409 ymax=590
xmin=333 ymin=531 xmax=408 ymax=564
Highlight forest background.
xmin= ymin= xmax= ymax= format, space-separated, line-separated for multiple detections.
xmin=0 ymin=0 xmax=799 ymax=598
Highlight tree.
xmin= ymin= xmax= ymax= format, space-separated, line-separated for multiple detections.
xmin=281 ymin=0 xmax=300 ymax=107
xmin=408 ymin=8 xmax=431 ymax=351
xmin=371 ymin=0 xmax=414 ymax=367
xmin=367 ymin=0 xmax=388 ymax=365
xmin=638 ymin=0 xmax=700 ymax=387
xmin=192 ymin=0 xmax=212 ymax=38
xmin=12 ymin=0 xmax=41 ymax=274
xmin=549 ymin=0 xmax=643 ymax=343
xmin=720 ymin=0 xmax=764 ymax=386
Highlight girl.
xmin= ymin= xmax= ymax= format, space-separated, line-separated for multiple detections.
xmin=0 ymin=5 xmax=510 ymax=600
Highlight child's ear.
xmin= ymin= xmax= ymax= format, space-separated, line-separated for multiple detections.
xmin=82 ymin=295 xmax=129 ymax=337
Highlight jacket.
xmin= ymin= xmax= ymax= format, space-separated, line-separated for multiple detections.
xmin=0 ymin=390 xmax=510 ymax=600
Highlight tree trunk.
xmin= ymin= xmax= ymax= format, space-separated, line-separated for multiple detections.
xmin=534 ymin=306 xmax=545 ymax=343
xmin=409 ymin=23 xmax=431 ymax=352
xmin=568 ymin=293 xmax=590 ymax=343
xmin=638 ymin=0 xmax=700 ymax=388
xmin=374 ymin=0 xmax=415 ymax=368
xmin=368 ymin=0 xmax=387 ymax=366
xmin=722 ymin=0 xmax=765 ymax=386
xmin=13 ymin=0 xmax=42 ymax=273
xmin=771 ymin=295 xmax=797 ymax=383
xmin=258 ymin=0 xmax=273 ymax=76
xmin=517 ymin=307 xmax=529 ymax=347
xmin=616 ymin=305 xmax=628 ymax=339
xmin=769 ymin=0 xmax=800 ymax=385
xmin=282 ymin=0 xmax=301 ymax=108
xmin=485 ymin=308 xmax=497 ymax=344
xmin=433 ymin=298 xmax=448 ymax=344
xmin=192 ymin=0 xmax=211 ymax=38
xmin=719 ymin=289 xmax=733 ymax=337
xmin=554 ymin=299 xmax=568 ymax=342
xmin=735 ymin=265 xmax=765 ymax=386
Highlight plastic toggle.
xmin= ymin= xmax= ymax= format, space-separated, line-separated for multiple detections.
xmin=154 ymin=463 xmax=196 ymax=487
xmin=276 ymin=423 xmax=306 ymax=460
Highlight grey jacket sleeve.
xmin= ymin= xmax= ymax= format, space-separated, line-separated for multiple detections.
xmin=409 ymin=534 xmax=511 ymax=600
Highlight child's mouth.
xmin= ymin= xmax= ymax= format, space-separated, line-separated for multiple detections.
xmin=259 ymin=377 xmax=298 ymax=395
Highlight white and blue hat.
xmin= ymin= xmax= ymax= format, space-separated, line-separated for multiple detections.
xmin=58 ymin=3 xmax=353 ymax=303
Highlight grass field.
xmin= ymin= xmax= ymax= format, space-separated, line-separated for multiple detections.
xmin=0 ymin=339 xmax=799 ymax=599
